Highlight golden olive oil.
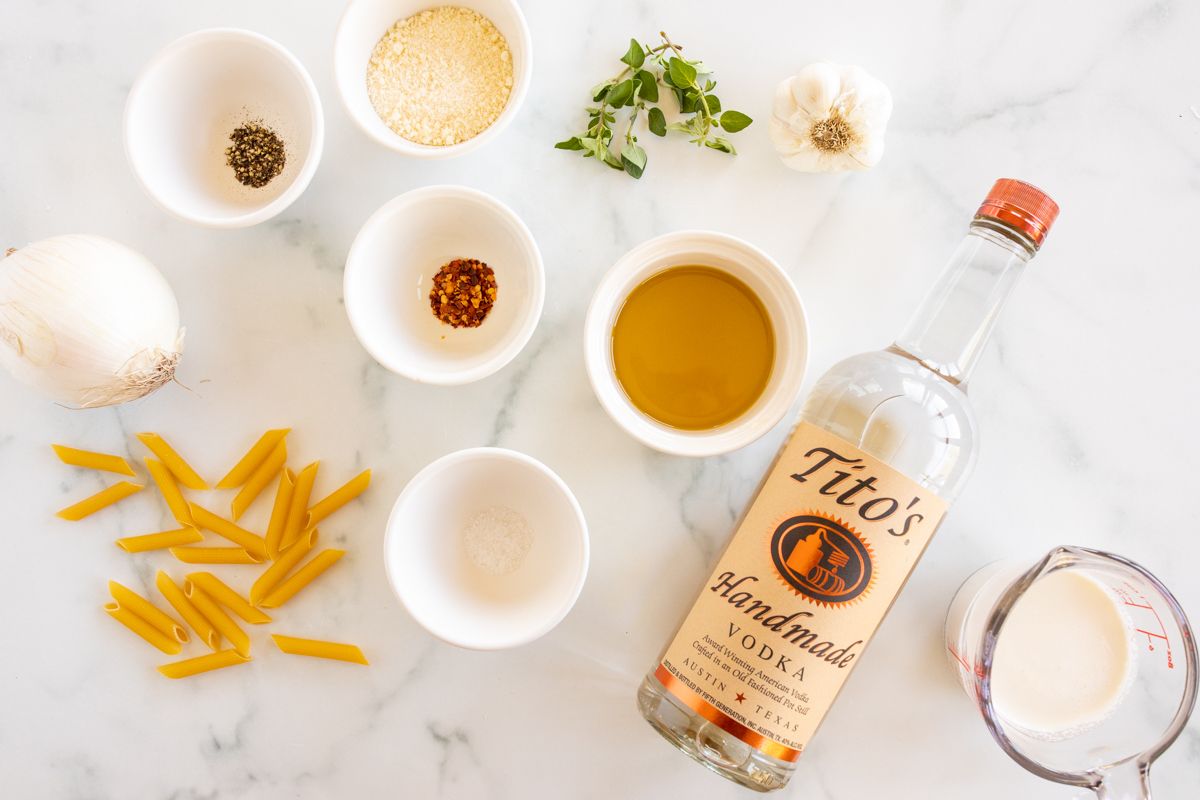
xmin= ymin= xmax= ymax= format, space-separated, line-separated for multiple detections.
xmin=612 ymin=266 xmax=774 ymax=430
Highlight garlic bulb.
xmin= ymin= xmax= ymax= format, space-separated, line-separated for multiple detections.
xmin=0 ymin=235 xmax=184 ymax=408
xmin=769 ymin=63 xmax=893 ymax=172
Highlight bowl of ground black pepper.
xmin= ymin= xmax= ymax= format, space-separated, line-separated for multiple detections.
xmin=334 ymin=0 xmax=532 ymax=157
xmin=124 ymin=28 xmax=324 ymax=227
xmin=344 ymin=185 xmax=544 ymax=385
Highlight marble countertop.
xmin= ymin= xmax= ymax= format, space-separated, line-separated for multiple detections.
xmin=3 ymin=1 xmax=1198 ymax=797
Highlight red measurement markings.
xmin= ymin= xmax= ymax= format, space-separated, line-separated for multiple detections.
xmin=946 ymin=643 xmax=986 ymax=679
xmin=1116 ymin=583 xmax=1175 ymax=669
xmin=947 ymin=643 xmax=970 ymax=672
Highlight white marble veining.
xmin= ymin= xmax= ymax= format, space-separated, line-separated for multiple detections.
xmin=2 ymin=1 xmax=1199 ymax=797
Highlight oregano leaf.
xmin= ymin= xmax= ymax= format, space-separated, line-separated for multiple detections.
xmin=636 ymin=70 xmax=658 ymax=102
xmin=668 ymin=57 xmax=697 ymax=87
xmin=620 ymin=39 xmax=645 ymax=69
xmin=607 ymin=79 xmax=635 ymax=107
xmin=648 ymin=106 xmax=667 ymax=136
xmin=621 ymin=142 xmax=647 ymax=178
xmin=554 ymin=137 xmax=585 ymax=150
xmin=719 ymin=110 xmax=752 ymax=132
xmin=705 ymin=136 xmax=737 ymax=154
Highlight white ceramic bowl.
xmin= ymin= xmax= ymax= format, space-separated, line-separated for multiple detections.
xmin=584 ymin=231 xmax=810 ymax=457
xmin=334 ymin=0 xmax=532 ymax=157
xmin=124 ymin=28 xmax=324 ymax=228
xmin=385 ymin=448 xmax=589 ymax=650
xmin=344 ymin=185 xmax=544 ymax=385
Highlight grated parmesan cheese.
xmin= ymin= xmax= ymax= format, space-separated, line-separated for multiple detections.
xmin=366 ymin=6 xmax=514 ymax=147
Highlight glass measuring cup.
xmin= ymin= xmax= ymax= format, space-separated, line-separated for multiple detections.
xmin=945 ymin=546 xmax=1197 ymax=798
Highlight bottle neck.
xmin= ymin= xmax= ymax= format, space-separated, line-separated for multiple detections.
xmin=891 ymin=220 xmax=1036 ymax=386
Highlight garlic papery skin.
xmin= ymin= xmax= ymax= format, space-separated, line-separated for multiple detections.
xmin=769 ymin=62 xmax=893 ymax=172
xmin=0 ymin=235 xmax=184 ymax=408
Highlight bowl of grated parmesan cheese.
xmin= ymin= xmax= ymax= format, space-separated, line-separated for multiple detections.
xmin=334 ymin=0 xmax=532 ymax=157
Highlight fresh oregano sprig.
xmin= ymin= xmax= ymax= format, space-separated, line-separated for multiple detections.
xmin=555 ymin=32 xmax=753 ymax=179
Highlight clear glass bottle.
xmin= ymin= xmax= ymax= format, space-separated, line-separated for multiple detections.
xmin=637 ymin=179 xmax=1060 ymax=791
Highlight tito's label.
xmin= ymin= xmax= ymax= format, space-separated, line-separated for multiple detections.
xmin=656 ymin=422 xmax=948 ymax=762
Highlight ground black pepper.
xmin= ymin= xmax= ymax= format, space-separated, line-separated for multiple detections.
xmin=429 ymin=259 xmax=498 ymax=328
xmin=225 ymin=122 xmax=287 ymax=188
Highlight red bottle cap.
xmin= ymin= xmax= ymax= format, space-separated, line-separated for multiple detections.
xmin=975 ymin=179 xmax=1059 ymax=250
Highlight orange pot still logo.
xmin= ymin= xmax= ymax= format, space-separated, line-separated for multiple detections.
xmin=770 ymin=514 xmax=874 ymax=606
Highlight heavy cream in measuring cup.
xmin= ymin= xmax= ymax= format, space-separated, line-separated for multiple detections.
xmin=990 ymin=570 xmax=1135 ymax=738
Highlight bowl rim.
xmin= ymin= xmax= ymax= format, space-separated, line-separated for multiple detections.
xmin=122 ymin=27 xmax=326 ymax=229
xmin=583 ymin=229 xmax=810 ymax=458
xmin=332 ymin=0 xmax=533 ymax=158
xmin=383 ymin=446 xmax=590 ymax=650
xmin=343 ymin=184 xmax=546 ymax=385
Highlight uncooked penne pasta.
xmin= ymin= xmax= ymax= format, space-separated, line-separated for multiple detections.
xmin=265 ymin=468 xmax=295 ymax=560
xmin=185 ymin=582 xmax=251 ymax=657
xmin=170 ymin=546 xmax=262 ymax=565
xmin=259 ymin=549 xmax=345 ymax=609
xmin=251 ymin=528 xmax=318 ymax=605
xmin=156 ymin=571 xmax=220 ymax=650
xmin=231 ymin=438 xmax=287 ymax=521
xmin=186 ymin=572 xmax=271 ymax=624
xmin=189 ymin=502 xmax=268 ymax=559
xmin=145 ymin=457 xmax=193 ymax=527
xmin=52 ymin=444 xmax=135 ymax=477
xmin=106 ymin=602 xmax=182 ymax=655
xmin=216 ymin=428 xmax=290 ymax=489
xmin=115 ymin=526 xmax=202 ymax=553
xmin=136 ymin=433 xmax=209 ymax=490
xmin=305 ymin=469 xmax=371 ymax=528
xmin=158 ymin=649 xmax=250 ymax=679
xmin=271 ymin=634 xmax=369 ymax=665
xmin=282 ymin=461 xmax=319 ymax=551
xmin=108 ymin=580 xmax=189 ymax=643
xmin=56 ymin=481 xmax=144 ymax=521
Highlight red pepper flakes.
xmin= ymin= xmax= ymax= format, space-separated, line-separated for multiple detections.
xmin=429 ymin=258 xmax=498 ymax=329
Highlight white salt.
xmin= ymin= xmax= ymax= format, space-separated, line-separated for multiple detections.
xmin=462 ymin=505 xmax=532 ymax=575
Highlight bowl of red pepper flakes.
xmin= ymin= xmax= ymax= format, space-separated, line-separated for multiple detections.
xmin=344 ymin=185 xmax=544 ymax=385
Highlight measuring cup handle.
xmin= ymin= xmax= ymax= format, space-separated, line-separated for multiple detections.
xmin=1095 ymin=761 xmax=1152 ymax=800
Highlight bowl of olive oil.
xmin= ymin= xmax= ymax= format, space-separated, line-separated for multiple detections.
xmin=585 ymin=231 xmax=808 ymax=456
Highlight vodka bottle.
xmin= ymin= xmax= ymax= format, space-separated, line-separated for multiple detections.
xmin=637 ymin=179 xmax=1059 ymax=791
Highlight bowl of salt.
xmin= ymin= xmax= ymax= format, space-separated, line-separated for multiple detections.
xmin=384 ymin=447 xmax=589 ymax=650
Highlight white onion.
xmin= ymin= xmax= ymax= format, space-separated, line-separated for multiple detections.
xmin=0 ymin=235 xmax=184 ymax=408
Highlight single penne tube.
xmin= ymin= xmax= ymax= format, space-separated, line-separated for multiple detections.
xmin=170 ymin=546 xmax=262 ymax=565
xmin=106 ymin=603 xmax=182 ymax=655
xmin=231 ymin=438 xmax=287 ymax=521
xmin=216 ymin=428 xmax=290 ymax=489
xmin=145 ymin=457 xmax=193 ymax=527
xmin=115 ymin=526 xmax=202 ymax=553
xmin=108 ymin=580 xmax=190 ymax=643
xmin=156 ymin=571 xmax=220 ymax=650
xmin=271 ymin=634 xmax=369 ymax=665
xmin=259 ymin=549 xmax=345 ymax=609
xmin=265 ymin=468 xmax=295 ymax=560
xmin=158 ymin=649 xmax=250 ymax=679
xmin=251 ymin=528 xmax=319 ymax=605
xmin=136 ymin=433 xmax=209 ymax=490
xmin=189 ymin=502 xmax=268 ymax=560
xmin=52 ymin=444 xmax=135 ymax=476
xmin=305 ymin=469 xmax=371 ymax=528
xmin=281 ymin=461 xmax=319 ymax=551
xmin=56 ymin=481 xmax=144 ymax=521
xmin=186 ymin=572 xmax=271 ymax=625
xmin=185 ymin=582 xmax=251 ymax=657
